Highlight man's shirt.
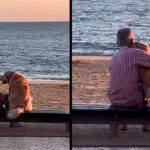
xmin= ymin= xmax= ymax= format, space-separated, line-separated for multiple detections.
xmin=108 ymin=46 xmax=150 ymax=106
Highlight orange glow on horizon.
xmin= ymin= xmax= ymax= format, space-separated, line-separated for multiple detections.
xmin=0 ymin=0 xmax=69 ymax=22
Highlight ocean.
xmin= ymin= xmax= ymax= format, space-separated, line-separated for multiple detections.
xmin=0 ymin=22 xmax=69 ymax=80
xmin=73 ymin=0 xmax=150 ymax=55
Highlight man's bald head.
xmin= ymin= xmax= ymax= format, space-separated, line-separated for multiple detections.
xmin=117 ymin=28 xmax=134 ymax=47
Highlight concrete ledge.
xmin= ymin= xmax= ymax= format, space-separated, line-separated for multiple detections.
xmin=0 ymin=123 xmax=69 ymax=137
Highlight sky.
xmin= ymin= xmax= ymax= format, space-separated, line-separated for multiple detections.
xmin=0 ymin=0 xmax=69 ymax=22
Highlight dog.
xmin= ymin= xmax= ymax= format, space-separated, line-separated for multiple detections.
xmin=0 ymin=71 xmax=32 ymax=119
xmin=131 ymin=42 xmax=150 ymax=101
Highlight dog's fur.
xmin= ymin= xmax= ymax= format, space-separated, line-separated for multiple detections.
xmin=0 ymin=71 xmax=32 ymax=119
xmin=131 ymin=42 xmax=150 ymax=100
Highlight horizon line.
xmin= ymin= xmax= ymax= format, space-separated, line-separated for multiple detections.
xmin=0 ymin=21 xmax=69 ymax=23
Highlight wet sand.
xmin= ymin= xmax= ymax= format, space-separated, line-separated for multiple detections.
xmin=73 ymin=56 xmax=111 ymax=104
xmin=0 ymin=80 xmax=69 ymax=109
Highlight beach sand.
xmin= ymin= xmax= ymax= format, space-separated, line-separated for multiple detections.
xmin=0 ymin=80 xmax=69 ymax=109
xmin=73 ymin=56 xmax=111 ymax=104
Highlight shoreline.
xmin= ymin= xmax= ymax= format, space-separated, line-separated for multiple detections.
xmin=73 ymin=55 xmax=112 ymax=61
xmin=27 ymin=80 xmax=69 ymax=85
xmin=73 ymin=53 xmax=113 ymax=56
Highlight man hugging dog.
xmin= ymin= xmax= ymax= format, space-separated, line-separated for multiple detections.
xmin=108 ymin=28 xmax=150 ymax=130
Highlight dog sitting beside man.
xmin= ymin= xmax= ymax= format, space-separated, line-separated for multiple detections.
xmin=0 ymin=71 xmax=32 ymax=127
xmin=132 ymin=42 xmax=150 ymax=101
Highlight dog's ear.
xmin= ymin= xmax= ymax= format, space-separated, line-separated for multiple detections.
xmin=0 ymin=75 xmax=7 ymax=84
xmin=4 ymin=71 xmax=14 ymax=82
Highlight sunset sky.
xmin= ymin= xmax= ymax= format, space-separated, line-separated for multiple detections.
xmin=0 ymin=0 xmax=69 ymax=22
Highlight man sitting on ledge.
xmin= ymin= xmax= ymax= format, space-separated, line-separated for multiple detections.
xmin=108 ymin=28 xmax=150 ymax=130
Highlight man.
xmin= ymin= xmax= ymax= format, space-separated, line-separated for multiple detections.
xmin=108 ymin=28 xmax=150 ymax=107
xmin=108 ymin=28 xmax=150 ymax=130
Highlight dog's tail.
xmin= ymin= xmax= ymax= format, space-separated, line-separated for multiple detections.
xmin=7 ymin=107 xmax=25 ymax=119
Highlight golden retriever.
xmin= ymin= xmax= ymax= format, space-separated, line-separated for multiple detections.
xmin=131 ymin=42 xmax=150 ymax=101
xmin=0 ymin=71 xmax=32 ymax=119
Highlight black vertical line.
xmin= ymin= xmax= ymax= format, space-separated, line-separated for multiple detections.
xmin=69 ymin=0 xmax=72 ymax=149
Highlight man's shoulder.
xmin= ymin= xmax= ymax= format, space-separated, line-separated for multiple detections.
xmin=121 ymin=47 xmax=143 ymax=54
xmin=128 ymin=46 xmax=143 ymax=51
xmin=130 ymin=47 xmax=145 ymax=55
xmin=111 ymin=50 xmax=122 ymax=58
xmin=111 ymin=48 xmax=138 ymax=59
xmin=110 ymin=52 xmax=121 ymax=64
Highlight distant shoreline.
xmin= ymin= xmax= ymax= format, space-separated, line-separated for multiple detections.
xmin=73 ymin=53 xmax=113 ymax=57
xmin=0 ymin=21 xmax=69 ymax=23
xmin=72 ymin=55 xmax=112 ymax=61
xmin=27 ymin=79 xmax=69 ymax=85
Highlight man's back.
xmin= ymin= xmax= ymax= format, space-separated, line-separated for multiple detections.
xmin=108 ymin=46 xmax=143 ymax=106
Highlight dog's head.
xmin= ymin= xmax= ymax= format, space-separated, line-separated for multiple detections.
xmin=131 ymin=42 xmax=149 ymax=51
xmin=0 ymin=71 xmax=14 ymax=84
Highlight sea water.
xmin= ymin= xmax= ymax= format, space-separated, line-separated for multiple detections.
xmin=0 ymin=22 xmax=69 ymax=80
xmin=73 ymin=0 xmax=150 ymax=55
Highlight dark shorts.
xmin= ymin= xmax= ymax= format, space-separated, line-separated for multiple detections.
xmin=111 ymin=100 xmax=148 ymax=110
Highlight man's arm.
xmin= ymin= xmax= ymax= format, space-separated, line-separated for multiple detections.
xmin=135 ymin=49 xmax=150 ymax=67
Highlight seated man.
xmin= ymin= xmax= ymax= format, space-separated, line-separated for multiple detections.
xmin=108 ymin=28 xmax=150 ymax=107
xmin=108 ymin=28 xmax=150 ymax=130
